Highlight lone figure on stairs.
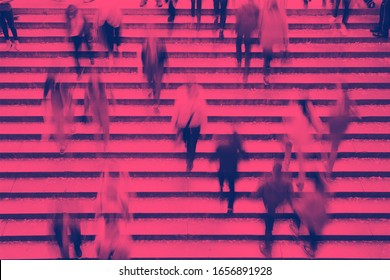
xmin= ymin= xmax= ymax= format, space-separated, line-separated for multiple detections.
xmin=142 ymin=37 xmax=168 ymax=113
xmin=370 ymin=0 xmax=390 ymax=38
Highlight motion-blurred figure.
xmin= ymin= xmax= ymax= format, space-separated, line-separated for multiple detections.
xmin=283 ymin=99 xmax=324 ymax=190
xmin=211 ymin=130 xmax=247 ymax=214
xmin=371 ymin=0 xmax=390 ymax=38
xmin=290 ymin=172 xmax=329 ymax=258
xmin=142 ymin=37 xmax=168 ymax=113
xmin=97 ymin=4 xmax=122 ymax=66
xmin=259 ymin=0 xmax=288 ymax=86
xmin=95 ymin=168 xmax=132 ymax=259
xmin=214 ymin=0 xmax=228 ymax=38
xmin=235 ymin=0 xmax=259 ymax=82
xmin=327 ymin=85 xmax=359 ymax=174
xmin=254 ymin=162 xmax=294 ymax=258
xmin=0 ymin=0 xmax=20 ymax=51
xmin=52 ymin=212 xmax=82 ymax=259
xmin=84 ymin=72 xmax=114 ymax=151
xmin=173 ymin=80 xmax=207 ymax=172
xmin=66 ymin=4 xmax=94 ymax=76
xmin=329 ymin=0 xmax=351 ymax=35
xmin=43 ymin=69 xmax=74 ymax=154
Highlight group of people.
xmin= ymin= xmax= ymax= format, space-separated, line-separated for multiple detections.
xmin=0 ymin=0 xmax=373 ymax=259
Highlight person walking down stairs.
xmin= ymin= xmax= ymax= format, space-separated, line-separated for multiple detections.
xmin=0 ymin=0 xmax=20 ymax=51
xmin=97 ymin=4 xmax=123 ymax=67
xmin=211 ymin=131 xmax=248 ymax=214
xmin=213 ymin=0 xmax=228 ymax=39
xmin=166 ymin=0 xmax=178 ymax=22
xmin=65 ymin=4 xmax=95 ymax=77
xmin=140 ymin=0 xmax=163 ymax=7
xmin=173 ymin=80 xmax=207 ymax=172
xmin=329 ymin=0 xmax=351 ymax=35
xmin=235 ymin=0 xmax=259 ymax=82
xmin=142 ymin=37 xmax=168 ymax=114
xmin=259 ymin=0 xmax=288 ymax=86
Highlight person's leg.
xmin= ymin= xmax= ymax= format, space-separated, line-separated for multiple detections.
xmin=70 ymin=223 xmax=83 ymax=258
xmin=220 ymin=0 xmax=228 ymax=30
xmin=168 ymin=0 xmax=176 ymax=22
xmin=103 ymin=21 xmax=114 ymax=54
xmin=327 ymin=136 xmax=342 ymax=174
xmin=264 ymin=211 xmax=275 ymax=254
xmin=114 ymin=26 xmax=121 ymax=51
xmin=381 ymin=0 xmax=390 ymax=36
xmin=153 ymin=66 xmax=164 ymax=111
xmin=227 ymin=176 xmax=235 ymax=213
xmin=72 ymin=36 xmax=82 ymax=75
xmin=4 ymin=10 xmax=18 ymax=41
xmin=236 ymin=34 xmax=243 ymax=65
xmin=263 ymin=47 xmax=273 ymax=85
xmin=218 ymin=170 xmax=225 ymax=192
xmin=244 ymin=33 xmax=252 ymax=77
xmin=341 ymin=0 xmax=351 ymax=25
xmin=0 ymin=12 xmax=10 ymax=40
xmin=191 ymin=0 xmax=195 ymax=17
xmin=309 ymin=227 xmax=318 ymax=254
xmin=372 ymin=0 xmax=385 ymax=32
xmin=333 ymin=0 xmax=341 ymax=18
xmin=283 ymin=138 xmax=293 ymax=171
xmin=188 ymin=127 xmax=200 ymax=167
xmin=196 ymin=0 xmax=202 ymax=27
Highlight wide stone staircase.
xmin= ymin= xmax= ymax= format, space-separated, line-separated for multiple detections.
xmin=0 ymin=0 xmax=389 ymax=259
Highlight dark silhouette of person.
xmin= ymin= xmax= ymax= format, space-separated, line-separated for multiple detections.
xmin=254 ymin=162 xmax=294 ymax=257
xmin=211 ymin=131 xmax=248 ymax=214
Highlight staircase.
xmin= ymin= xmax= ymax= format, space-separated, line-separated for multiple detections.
xmin=0 ymin=0 xmax=389 ymax=259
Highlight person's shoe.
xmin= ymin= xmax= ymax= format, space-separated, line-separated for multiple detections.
xmin=259 ymin=244 xmax=271 ymax=258
xmin=60 ymin=146 xmax=66 ymax=155
xmin=243 ymin=72 xmax=248 ymax=83
xmin=370 ymin=27 xmax=380 ymax=33
xmin=168 ymin=15 xmax=175 ymax=22
xmin=237 ymin=59 xmax=242 ymax=68
xmin=156 ymin=0 xmax=163 ymax=7
xmin=263 ymin=76 xmax=270 ymax=86
xmin=4 ymin=40 xmax=12 ymax=51
xmin=296 ymin=182 xmax=304 ymax=191
xmin=139 ymin=0 xmax=147 ymax=7
xmin=340 ymin=23 xmax=348 ymax=36
xmin=303 ymin=244 xmax=315 ymax=258
xmin=219 ymin=30 xmax=224 ymax=39
xmin=90 ymin=57 xmax=95 ymax=65
xmin=153 ymin=106 xmax=160 ymax=114
xmin=373 ymin=32 xmax=388 ymax=38
xmin=13 ymin=40 xmax=21 ymax=51
xmin=328 ymin=16 xmax=337 ymax=23
xmin=186 ymin=161 xmax=193 ymax=172
xmin=227 ymin=208 xmax=233 ymax=215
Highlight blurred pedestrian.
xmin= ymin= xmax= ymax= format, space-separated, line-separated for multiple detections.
xmin=66 ymin=4 xmax=94 ymax=77
xmin=95 ymin=168 xmax=132 ymax=259
xmin=259 ymin=0 xmax=288 ymax=86
xmin=329 ymin=0 xmax=351 ymax=35
xmin=0 ymin=0 xmax=20 ymax=51
xmin=327 ymin=85 xmax=359 ymax=174
xmin=283 ymin=99 xmax=324 ymax=190
xmin=173 ymin=80 xmax=207 ymax=172
xmin=97 ymin=4 xmax=123 ymax=67
xmin=142 ymin=37 xmax=168 ymax=113
xmin=235 ymin=0 xmax=259 ymax=82
xmin=213 ymin=0 xmax=228 ymax=38
xmin=84 ymin=72 xmax=114 ymax=151
xmin=43 ymin=70 xmax=74 ymax=154
xmin=253 ymin=162 xmax=294 ymax=258
xmin=370 ymin=0 xmax=390 ymax=38
xmin=290 ymin=172 xmax=329 ymax=258
xmin=211 ymin=131 xmax=248 ymax=214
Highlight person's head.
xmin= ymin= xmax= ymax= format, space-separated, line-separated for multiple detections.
xmin=272 ymin=162 xmax=283 ymax=178
xmin=66 ymin=4 xmax=78 ymax=20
